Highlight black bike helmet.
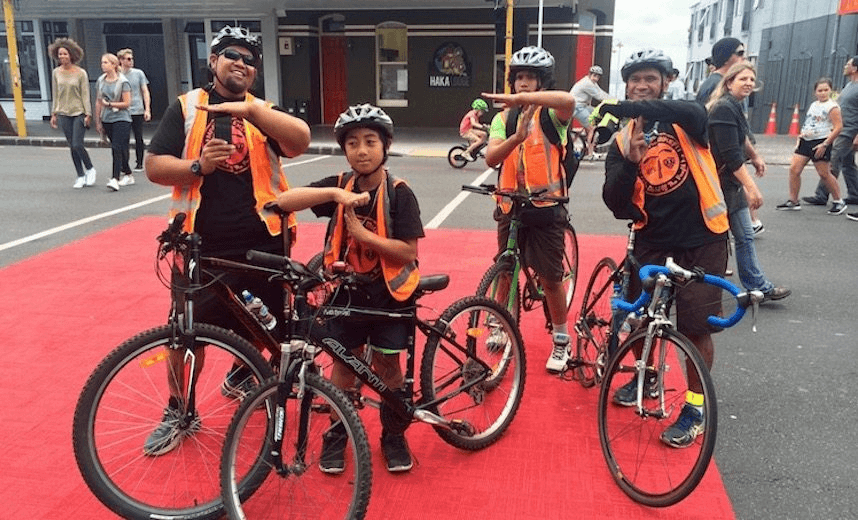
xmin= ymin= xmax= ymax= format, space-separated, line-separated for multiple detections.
xmin=621 ymin=48 xmax=673 ymax=82
xmin=334 ymin=103 xmax=395 ymax=148
xmin=508 ymin=46 xmax=555 ymax=88
xmin=211 ymin=26 xmax=262 ymax=62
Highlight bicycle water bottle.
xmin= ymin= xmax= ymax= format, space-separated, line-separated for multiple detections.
xmin=241 ymin=290 xmax=277 ymax=330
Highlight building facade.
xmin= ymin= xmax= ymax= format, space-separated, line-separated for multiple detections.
xmin=1 ymin=0 xmax=616 ymax=127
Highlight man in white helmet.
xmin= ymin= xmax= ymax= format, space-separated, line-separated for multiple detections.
xmin=571 ymin=65 xmax=611 ymax=156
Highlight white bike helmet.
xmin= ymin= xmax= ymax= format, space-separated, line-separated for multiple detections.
xmin=589 ymin=65 xmax=604 ymax=75
xmin=334 ymin=103 xmax=395 ymax=148
xmin=508 ymin=46 xmax=555 ymax=87
xmin=211 ymin=26 xmax=262 ymax=62
xmin=621 ymin=48 xmax=673 ymax=82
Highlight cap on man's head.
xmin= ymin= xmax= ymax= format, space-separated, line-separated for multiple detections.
xmin=711 ymin=37 xmax=743 ymax=69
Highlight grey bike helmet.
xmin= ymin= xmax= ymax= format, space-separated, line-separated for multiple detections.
xmin=334 ymin=103 xmax=395 ymax=148
xmin=621 ymin=48 xmax=673 ymax=82
xmin=508 ymin=46 xmax=555 ymax=88
xmin=211 ymin=26 xmax=262 ymax=62
xmin=589 ymin=65 xmax=604 ymax=75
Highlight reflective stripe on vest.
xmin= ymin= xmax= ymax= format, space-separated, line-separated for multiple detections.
xmin=497 ymin=107 xmax=565 ymax=213
xmin=169 ymin=88 xmax=296 ymax=236
xmin=323 ymin=170 xmax=420 ymax=301
xmin=615 ymin=121 xmax=728 ymax=234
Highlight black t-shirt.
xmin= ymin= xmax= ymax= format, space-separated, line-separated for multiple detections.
xmin=309 ymin=172 xmax=424 ymax=308
xmin=708 ymin=95 xmax=750 ymax=214
xmin=148 ymin=90 xmax=287 ymax=257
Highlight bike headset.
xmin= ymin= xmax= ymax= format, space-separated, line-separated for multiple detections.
xmin=472 ymin=98 xmax=488 ymax=111
xmin=507 ymin=46 xmax=555 ymax=90
xmin=205 ymin=26 xmax=262 ymax=94
xmin=334 ymin=103 xmax=395 ymax=164
xmin=620 ymin=48 xmax=673 ymax=83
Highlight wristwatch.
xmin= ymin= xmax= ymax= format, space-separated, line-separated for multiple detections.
xmin=190 ymin=160 xmax=203 ymax=176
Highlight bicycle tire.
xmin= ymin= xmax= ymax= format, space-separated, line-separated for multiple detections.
xmin=574 ymin=257 xmax=617 ymax=387
xmin=220 ymin=373 xmax=372 ymax=519
xmin=72 ymin=323 xmax=275 ymax=520
xmin=597 ymin=327 xmax=718 ymax=507
xmin=560 ymin=223 xmax=579 ymax=312
xmin=419 ymin=296 xmax=525 ymax=450
xmin=476 ymin=260 xmax=521 ymax=323
xmin=447 ymin=145 xmax=468 ymax=168
xmin=306 ymin=250 xmax=324 ymax=274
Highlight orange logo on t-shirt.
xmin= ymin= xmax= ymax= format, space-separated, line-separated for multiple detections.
xmin=638 ymin=133 xmax=688 ymax=196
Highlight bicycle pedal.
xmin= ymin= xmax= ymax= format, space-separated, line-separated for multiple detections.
xmin=449 ymin=419 xmax=476 ymax=437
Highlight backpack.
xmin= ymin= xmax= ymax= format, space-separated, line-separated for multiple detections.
xmin=504 ymin=106 xmax=580 ymax=189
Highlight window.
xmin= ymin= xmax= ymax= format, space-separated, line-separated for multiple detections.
xmin=376 ymin=22 xmax=407 ymax=107
xmin=1 ymin=21 xmax=40 ymax=99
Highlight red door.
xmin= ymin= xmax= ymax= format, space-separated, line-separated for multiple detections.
xmin=322 ymin=36 xmax=348 ymax=124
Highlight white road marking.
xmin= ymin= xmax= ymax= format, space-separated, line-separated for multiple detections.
xmin=425 ymin=167 xmax=495 ymax=229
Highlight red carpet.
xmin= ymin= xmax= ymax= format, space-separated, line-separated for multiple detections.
xmin=0 ymin=217 xmax=736 ymax=519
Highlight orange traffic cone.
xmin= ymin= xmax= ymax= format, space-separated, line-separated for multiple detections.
xmin=788 ymin=104 xmax=800 ymax=136
xmin=764 ymin=102 xmax=777 ymax=135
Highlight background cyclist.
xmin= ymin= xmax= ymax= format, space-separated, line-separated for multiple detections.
xmin=571 ymin=65 xmax=611 ymax=156
xmin=459 ymin=98 xmax=489 ymax=161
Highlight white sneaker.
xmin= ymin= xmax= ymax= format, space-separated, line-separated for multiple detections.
xmin=545 ymin=333 xmax=570 ymax=373
xmin=73 ymin=177 xmax=86 ymax=189
xmin=119 ymin=174 xmax=135 ymax=186
xmin=84 ymin=167 xmax=97 ymax=186
xmin=462 ymin=151 xmax=474 ymax=161
xmin=107 ymin=178 xmax=120 ymax=191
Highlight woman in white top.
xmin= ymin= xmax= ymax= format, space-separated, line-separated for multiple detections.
xmin=777 ymin=77 xmax=845 ymax=214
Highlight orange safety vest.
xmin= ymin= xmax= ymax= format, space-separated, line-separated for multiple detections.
xmin=323 ymin=171 xmax=420 ymax=302
xmin=169 ymin=88 xmax=296 ymax=236
xmin=615 ymin=120 xmax=728 ymax=234
xmin=497 ymin=107 xmax=566 ymax=213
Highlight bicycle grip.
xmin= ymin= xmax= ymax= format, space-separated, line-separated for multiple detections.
xmin=169 ymin=212 xmax=187 ymax=233
xmin=246 ymin=250 xmax=288 ymax=270
xmin=702 ymin=274 xmax=746 ymax=328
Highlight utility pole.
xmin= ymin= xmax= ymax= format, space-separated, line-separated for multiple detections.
xmin=505 ymin=0 xmax=514 ymax=94
xmin=2 ymin=0 xmax=27 ymax=137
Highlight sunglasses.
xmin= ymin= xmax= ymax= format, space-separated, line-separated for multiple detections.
xmin=219 ymin=48 xmax=257 ymax=67
xmin=735 ymin=50 xmax=745 ymax=57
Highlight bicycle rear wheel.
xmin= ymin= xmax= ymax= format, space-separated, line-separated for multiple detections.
xmin=448 ymin=145 xmax=468 ymax=168
xmin=560 ymin=223 xmax=579 ymax=312
xmin=72 ymin=324 xmax=274 ymax=520
xmin=598 ymin=327 xmax=717 ymax=507
xmin=574 ymin=257 xmax=616 ymax=387
xmin=419 ymin=296 xmax=525 ymax=450
xmin=220 ymin=373 xmax=372 ymax=519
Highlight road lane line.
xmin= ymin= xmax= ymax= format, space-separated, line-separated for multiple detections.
xmin=425 ymin=167 xmax=495 ymax=229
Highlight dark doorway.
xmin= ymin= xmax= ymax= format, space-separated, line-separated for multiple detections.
xmin=105 ymin=28 xmax=168 ymax=119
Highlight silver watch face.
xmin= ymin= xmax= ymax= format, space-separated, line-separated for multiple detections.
xmin=191 ymin=161 xmax=201 ymax=175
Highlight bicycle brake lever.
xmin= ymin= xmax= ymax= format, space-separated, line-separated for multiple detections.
xmin=750 ymin=301 xmax=758 ymax=333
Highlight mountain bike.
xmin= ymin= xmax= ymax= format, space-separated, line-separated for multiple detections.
xmin=219 ymin=249 xmax=526 ymax=518
xmin=72 ymin=212 xmax=288 ymax=520
xmin=448 ymin=140 xmax=487 ymax=168
xmin=464 ymin=184 xmax=578 ymax=333
xmin=599 ymin=258 xmax=763 ymax=507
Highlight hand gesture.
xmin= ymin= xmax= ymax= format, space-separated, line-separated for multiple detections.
xmin=626 ymin=117 xmax=647 ymax=164
xmin=589 ymin=99 xmax=621 ymax=127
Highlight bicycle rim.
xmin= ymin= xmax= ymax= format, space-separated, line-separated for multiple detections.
xmin=598 ymin=328 xmax=717 ymax=507
xmin=476 ymin=261 xmax=521 ymax=323
xmin=561 ymin=224 xmax=579 ymax=312
xmin=419 ymin=296 xmax=526 ymax=451
xmin=448 ymin=145 xmax=468 ymax=168
xmin=574 ymin=257 xmax=616 ymax=387
xmin=72 ymin=324 xmax=274 ymax=520
xmin=221 ymin=374 xmax=372 ymax=519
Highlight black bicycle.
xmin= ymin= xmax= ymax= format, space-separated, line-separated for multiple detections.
xmin=219 ymin=247 xmax=526 ymax=517
xmin=448 ymin=140 xmax=488 ymax=168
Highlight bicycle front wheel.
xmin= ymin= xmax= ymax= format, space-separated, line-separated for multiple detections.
xmin=420 ymin=296 xmax=525 ymax=450
xmin=448 ymin=145 xmax=468 ymax=168
xmin=72 ymin=323 xmax=274 ymax=520
xmin=598 ymin=327 xmax=718 ymax=507
xmin=220 ymin=372 xmax=372 ymax=519
xmin=574 ymin=257 xmax=617 ymax=387
xmin=476 ymin=260 xmax=521 ymax=323
xmin=560 ymin=223 xmax=579 ymax=312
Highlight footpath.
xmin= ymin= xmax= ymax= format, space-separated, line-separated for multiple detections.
xmin=1 ymin=119 xmax=799 ymax=165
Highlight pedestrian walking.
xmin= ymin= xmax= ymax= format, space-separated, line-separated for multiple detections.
xmin=117 ymin=48 xmax=151 ymax=184
xmin=94 ymin=53 xmax=132 ymax=192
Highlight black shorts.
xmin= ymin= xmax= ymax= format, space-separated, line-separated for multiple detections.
xmin=794 ymin=137 xmax=832 ymax=162
xmin=630 ymin=239 xmax=728 ymax=337
xmin=495 ymin=204 xmax=568 ymax=283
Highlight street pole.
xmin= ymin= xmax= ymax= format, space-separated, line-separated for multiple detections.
xmin=2 ymin=0 xmax=27 ymax=137
xmin=505 ymin=0 xmax=514 ymax=94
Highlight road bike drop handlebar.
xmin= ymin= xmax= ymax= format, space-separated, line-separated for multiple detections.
xmin=612 ymin=258 xmax=765 ymax=328
xmin=461 ymin=184 xmax=569 ymax=205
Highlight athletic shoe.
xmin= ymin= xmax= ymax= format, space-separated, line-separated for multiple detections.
xmin=844 ymin=198 xmax=858 ymax=205
xmin=220 ymin=365 xmax=256 ymax=400
xmin=752 ymin=222 xmax=764 ymax=235
xmin=763 ymin=286 xmax=791 ymax=302
xmin=660 ymin=404 xmax=705 ymax=448
xmin=118 ymin=173 xmax=135 ymax=186
xmin=73 ymin=176 xmax=86 ymax=189
xmin=828 ymin=201 xmax=847 ymax=215
xmin=381 ymin=431 xmax=413 ymax=472
xmin=847 ymin=212 xmax=858 ymax=222
xmin=134 ymin=164 xmax=144 ymax=173
xmin=106 ymin=178 xmax=120 ymax=191
xmin=84 ymin=167 xmax=97 ymax=186
xmin=486 ymin=317 xmax=510 ymax=353
xmin=319 ymin=423 xmax=347 ymax=474
xmin=776 ymin=200 xmax=801 ymax=211
xmin=612 ymin=369 xmax=658 ymax=407
xmin=461 ymin=152 xmax=474 ymax=162
xmin=545 ymin=333 xmax=570 ymax=373
xmin=801 ymin=196 xmax=827 ymax=206
xmin=143 ymin=405 xmax=201 ymax=456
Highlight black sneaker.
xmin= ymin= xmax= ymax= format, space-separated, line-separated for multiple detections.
xmin=319 ymin=423 xmax=347 ymax=474
xmin=143 ymin=405 xmax=201 ymax=456
xmin=221 ymin=365 xmax=256 ymax=399
xmin=776 ymin=200 xmax=801 ymax=211
xmin=828 ymin=201 xmax=847 ymax=215
xmin=848 ymin=212 xmax=858 ymax=222
xmin=762 ymin=286 xmax=791 ymax=302
xmin=381 ymin=431 xmax=413 ymax=472
xmin=801 ymin=196 xmax=828 ymax=206
xmin=660 ymin=404 xmax=705 ymax=448
xmin=612 ymin=369 xmax=658 ymax=407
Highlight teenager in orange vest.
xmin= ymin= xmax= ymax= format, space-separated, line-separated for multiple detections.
xmin=143 ymin=26 xmax=310 ymax=456
xmin=482 ymin=46 xmax=576 ymax=374
xmin=276 ymin=104 xmax=424 ymax=473
xmin=594 ymin=48 xmax=729 ymax=448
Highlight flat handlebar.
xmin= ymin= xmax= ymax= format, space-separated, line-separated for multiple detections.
xmin=461 ymin=184 xmax=569 ymax=205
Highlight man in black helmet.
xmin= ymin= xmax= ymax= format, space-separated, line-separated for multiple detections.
xmin=141 ymin=26 xmax=311 ymax=456
xmin=592 ymin=48 xmax=729 ymax=448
